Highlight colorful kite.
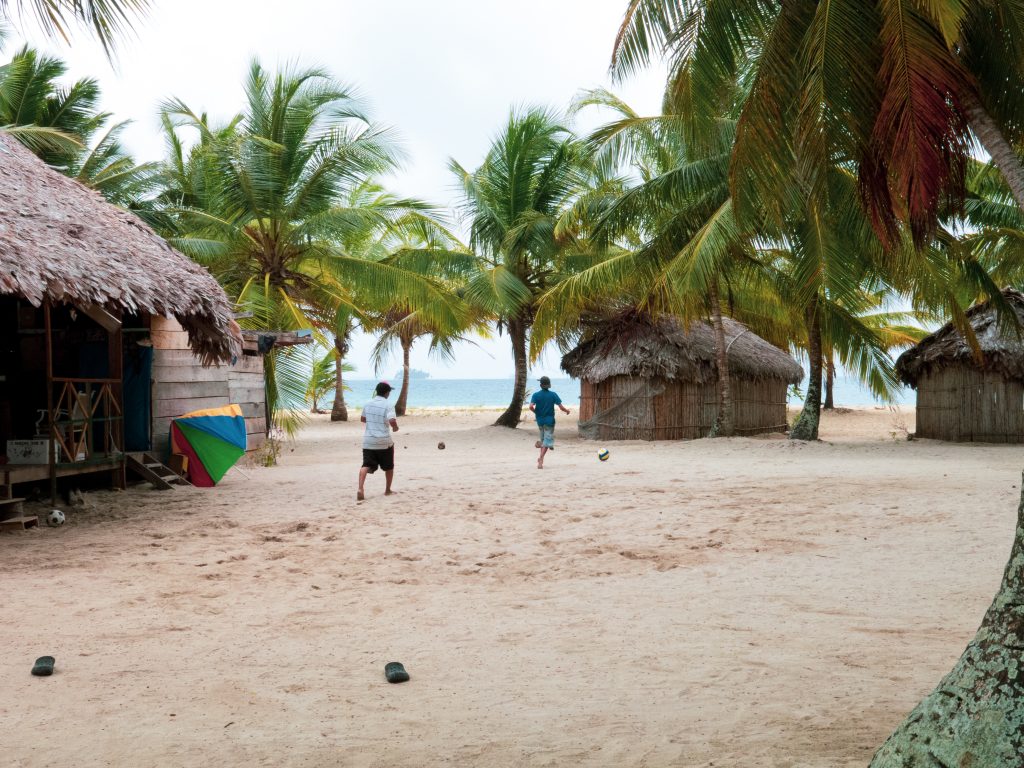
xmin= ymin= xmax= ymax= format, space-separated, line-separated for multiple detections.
xmin=170 ymin=404 xmax=247 ymax=487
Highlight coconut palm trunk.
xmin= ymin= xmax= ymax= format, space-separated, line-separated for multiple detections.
xmin=870 ymin=474 xmax=1024 ymax=766
xmin=823 ymin=357 xmax=835 ymax=411
xmin=495 ymin=315 xmax=529 ymax=428
xmin=791 ymin=302 xmax=822 ymax=441
xmin=395 ymin=336 xmax=412 ymax=416
xmin=708 ymin=283 xmax=735 ymax=437
xmin=331 ymin=333 xmax=349 ymax=422
xmin=962 ymin=92 xmax=1024 ymax=213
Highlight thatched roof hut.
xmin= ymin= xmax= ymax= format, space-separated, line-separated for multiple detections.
xmin=564 ymin=316 xmax=803 ymax=385
xmin=896 ymin=289 xmax=1024 ymax=386
xmin=896 ymin=289 xmax=1024 ymax=442
xmin=0 ymin=134 xmax=236 ymax=363
xmin=562 ymin=316 xmax=803 ymax=441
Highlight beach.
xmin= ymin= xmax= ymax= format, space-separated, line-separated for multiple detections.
xmin=1 ymin=406 xmax=1019 ymax=767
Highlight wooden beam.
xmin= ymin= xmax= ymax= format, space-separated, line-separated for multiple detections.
xmin=79 ymin=304 xmax=122 ymax=333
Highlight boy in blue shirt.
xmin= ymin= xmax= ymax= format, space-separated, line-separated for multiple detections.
xmin=529 ymin=376 xmax=571 ymax=469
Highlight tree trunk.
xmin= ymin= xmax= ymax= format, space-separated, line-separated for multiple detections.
xmin=395 ymin=337 xmax=411 ymax=416
xmin=790 ymin=303 xmax=822 ymax=441
xmin=708 ymin=283 xmax=735 ymax=437
xmin=870 ymin=474 xmax=1024 ymax=766
xmin=494 ymin=316 xmax=528 ymax=428
xmin=962 ymin=91 xmax=1024 ymax=213
xmin=330 ymin=333 xmax=349 ymax=422
xmin=823 ymin=357 xmax=835 ymax=411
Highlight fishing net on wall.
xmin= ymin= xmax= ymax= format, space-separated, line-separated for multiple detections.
xmin=578 ymin=380 xmax=665 ymax=440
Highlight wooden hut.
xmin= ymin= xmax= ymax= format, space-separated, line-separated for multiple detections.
xmin=149 ymin=316 xmax=310 ymax=457
xmin=896 ymin=289 xmax=1024 ymax=442
xmin=0 ymin=134 xmax=238 ymax=502
xmin=562 ymin=316 xmax=803 ymax=441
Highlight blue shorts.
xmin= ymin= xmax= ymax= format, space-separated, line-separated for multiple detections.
xmin=537 ymin=424 xmax=555 ymax=448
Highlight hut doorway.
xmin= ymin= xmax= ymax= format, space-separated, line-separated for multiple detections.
xmin=123 ymin=341 xmax=154 ymax=452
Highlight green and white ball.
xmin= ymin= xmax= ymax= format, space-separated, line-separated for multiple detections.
xmin=597 ymin=448 xmax=610 ymax=462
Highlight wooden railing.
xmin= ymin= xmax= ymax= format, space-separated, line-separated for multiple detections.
xmin=49 ymin=378 xmax=123 ymax=464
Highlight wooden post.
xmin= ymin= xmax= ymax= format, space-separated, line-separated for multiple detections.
xmin=108 ymin=316 xmax=125 ymax=490
xmin=44 ymin=304 xmax=56 ymax=506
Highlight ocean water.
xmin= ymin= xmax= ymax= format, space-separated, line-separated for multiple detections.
xmin=339 ymin=375 xmax=911 ymax=409
xmin=341 ymin=378 xmax=581 ymax=409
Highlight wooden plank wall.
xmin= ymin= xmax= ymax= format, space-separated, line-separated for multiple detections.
xmin=916 ymin=366 xmax=1024 ymax=442
xmin=579 ymin=375 xmax=789 ymax=441
xmin=228 ymin=355 xmax=268 ymax=451
xmin=151 ymin=317 xmax=267 ymax=456
xmin=725 ymin=379 xmax=789 ymax=436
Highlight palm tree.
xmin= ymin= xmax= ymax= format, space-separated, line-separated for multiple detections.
xmin=0 ymin=0 xmax=150 ymax=56
xmin=821 ymin=300 xmax=932 ymax=410
xmin=369 ymin=303 xmax=485 ymax=417
xmin=155 ymin=60 xmax=460 ymax=433
xmin=534 ymin=84 xmax=911 ymax=441
xmin=610 ymin=1 xmax=1024 ymax=240
xmin=320 ymin=181 xmax=463 ymax=421
xmin=0 ymin=44 xmax=157 ymax=202
xmin=66 ymin=120 xmax=159 ymax=206
xmin=0 ymin=44 xmax=101 ymax=160
xmin=305 ymin=348 xmax=352 ymax=414
xmin=451 ymin=107 xmax=592 ymax=428
xmin=532 ymin=86 xmax=752 ymax=435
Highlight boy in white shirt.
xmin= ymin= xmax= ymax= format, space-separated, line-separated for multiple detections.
xmin=358 ymin=381 xmax=399 ymax=501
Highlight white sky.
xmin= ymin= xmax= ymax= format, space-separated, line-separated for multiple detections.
xmin=8 ymin=0 xmax=668 ymax=379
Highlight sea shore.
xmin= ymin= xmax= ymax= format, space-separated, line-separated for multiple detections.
xmin=2 ymin=405 xmax=1019 ymax=767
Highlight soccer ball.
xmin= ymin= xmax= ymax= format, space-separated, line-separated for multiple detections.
xmin=46 ymin=509 xmax=66 ymax=527
xmin=597 ymin=448 xmax=610 ymax=462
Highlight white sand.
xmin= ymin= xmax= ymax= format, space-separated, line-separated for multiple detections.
xmin=2 ymin=406 xmax=1020 ymax=767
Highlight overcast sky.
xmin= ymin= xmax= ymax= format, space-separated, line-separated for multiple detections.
xmin=8 ymin=0 xmax=668 ymax=379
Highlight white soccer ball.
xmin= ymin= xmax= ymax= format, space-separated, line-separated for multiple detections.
xmin=46 ymin=509 xmax=66 ymax=527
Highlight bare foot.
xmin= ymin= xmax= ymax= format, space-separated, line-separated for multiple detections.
xmin=385 ymin=489 xmax=397 ymax=496
xmin=357 ymin=490 xmax=365 ymax=501
xmin=537 ymin=461 xmax=543 ymax=470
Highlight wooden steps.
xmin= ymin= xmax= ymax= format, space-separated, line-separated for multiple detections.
xmin=126 ymin=453 xmax=191 ymax=491
xmin=0 ymin=496 xmax=26 ymax=522
xmin=0 ymin=515 xmax=38 ymax=531
xmin=0 ymin=496 xmax=35 ymax=532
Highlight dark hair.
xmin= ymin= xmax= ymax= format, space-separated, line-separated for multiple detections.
xmin=375 ymin=382 xmax=393 ymax=396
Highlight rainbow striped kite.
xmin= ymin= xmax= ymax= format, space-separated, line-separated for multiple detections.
xmin=170 ymin=405 xmax=247 ymax=487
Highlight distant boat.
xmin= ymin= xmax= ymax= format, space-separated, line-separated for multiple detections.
xmin=393 ymin=368 xmax=431 ymax=382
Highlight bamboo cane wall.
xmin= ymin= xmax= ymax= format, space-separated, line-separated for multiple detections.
xmin=151 ymin=317 xmax=267 ymax=456
xmin=578 ymin=375 xmax=790 ymax=441
xmin=914 ymin=365 xmax=1024 ymax=443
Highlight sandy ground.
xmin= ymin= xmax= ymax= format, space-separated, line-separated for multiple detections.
xmin=1 ymin=405 xmax=1021 ymax=767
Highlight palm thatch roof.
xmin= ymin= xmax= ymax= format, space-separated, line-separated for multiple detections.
xmin=562 ymin=315 xmax=803 ymax=385
xmin=896 ymin=289 xmax=1024 ymax=387
xmin=0 ymin=134 xmax=237 ymax=363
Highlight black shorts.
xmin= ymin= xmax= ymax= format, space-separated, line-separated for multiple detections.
xmin=362 ymin=447 xmax=395 ymax=473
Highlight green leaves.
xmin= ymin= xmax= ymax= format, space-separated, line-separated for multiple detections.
xmin=153 ymin=60 xmax=471 ymax=432
xmin=452 ymin=107 xmax=591 ymax=321
xmin=0 ymin=1 xmax=150 ymax=58
xmin=0 ymin=44 xmax=156 ymax=203
xmin=0 ymin=45 xmax=100 ymax=165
